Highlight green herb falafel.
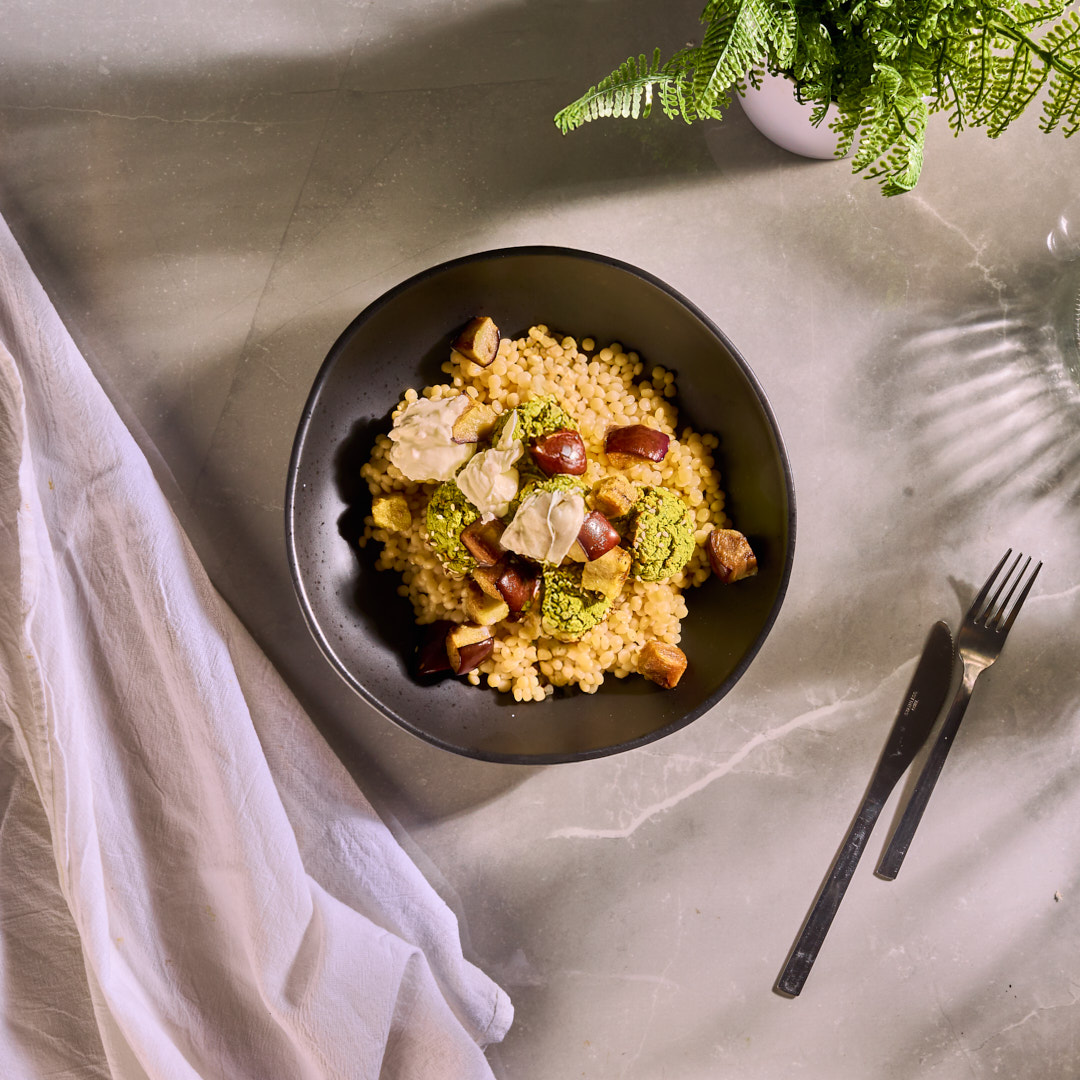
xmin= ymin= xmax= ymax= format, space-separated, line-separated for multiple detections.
xmin=540 ymin=564 xmax=614 ymax=639
xmin=627 ymin=486 xmax=695 ymax=581
xmin=425 ymin=480 xmax=480 ymax=574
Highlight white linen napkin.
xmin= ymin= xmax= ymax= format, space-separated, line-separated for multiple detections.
xmin=0 ymin=212 xmax=512 ymax=1080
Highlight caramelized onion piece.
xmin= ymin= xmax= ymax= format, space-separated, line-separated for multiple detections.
xmin=576 ymin=511 xmax=621 ymax=560
xmin=531 ymin=429 xmax=587 ymax=476
xmin=605 ymin=424 xmax=670 ymax=466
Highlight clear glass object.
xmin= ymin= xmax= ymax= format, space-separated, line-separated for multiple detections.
xmin=1046 ymin=203 xmax=1080 ymax=383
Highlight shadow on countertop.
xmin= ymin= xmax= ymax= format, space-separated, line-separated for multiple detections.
xmin=0 ymin=0 xmax=798 ymax=826
xmin=874 ymin=260 xmax=1080 ymax=518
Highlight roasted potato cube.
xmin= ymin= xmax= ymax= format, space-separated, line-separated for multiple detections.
xmin=565 ymin=540 xmax=588 ymax=563
xmin=464 ymin=582 xmax=510 ymax=626
xmin=590 ymin=474 xmax=637 ymax=519
xmin=446 ymin=623 xmax=494 ymax=674
xmin=460 ymin=519 xmax=505 ymax=566
xmin=451 ymin=400 xmax=498 ymax=444
xmin=453 ymin=315 xmax=501 ymax=367
xmin=581 ymin=545 xmax=632 ymax=599
xmin=637 ymin=641 xmax=687 ymax=689
xmin=371 ymin=493 xmax=412 ymax=532
xmin=706 ymin=528 xmax=758 ymax=583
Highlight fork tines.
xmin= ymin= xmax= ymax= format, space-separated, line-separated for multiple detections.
xmin=874 ymin=547 xmax=1042 ymax=882
xmin=974 ymin=549 xmax=1043 ymax=632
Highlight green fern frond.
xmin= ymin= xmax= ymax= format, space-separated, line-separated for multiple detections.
xmin=1011 ymin=0 xmax=1069 ymax=30
xmin=693 ymin=4 xmax=761 ymax=109
xmin=990 ymin=54 xmax=1042 ymax=135
xmin=554 ymin=50 xmax=690 ymax=133
xmin=880 ymin=101 xmax=929 ymax=194
xmin=554 ymin=0 xmax=1080 ymax=195
xmin=656 ymin=62 xmax=702 ymax=122
xmin=1040 ymin=10 xmax=1080 ymax=132
xmin=693 ymin=0 xmax=796 ymax=109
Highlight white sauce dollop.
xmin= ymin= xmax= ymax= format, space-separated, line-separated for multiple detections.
xmin=387 ymin=396 xmax=475 ymax=482
xmin=456 ymin=412 xmax=523 ymax=518
xmin=501 ymin=488 xmax=587 ymax=565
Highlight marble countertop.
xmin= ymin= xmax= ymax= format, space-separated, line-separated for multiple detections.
xmin=3 ymin=1 xmax=1079 ymax=1075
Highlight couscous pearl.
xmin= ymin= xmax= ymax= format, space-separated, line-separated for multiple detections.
xmin=361 ymin=324 xmax=734 ymax=696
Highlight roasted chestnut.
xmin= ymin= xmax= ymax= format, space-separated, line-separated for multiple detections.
xmin=451 ymin=400 xmax=497 ymax=444
xmin=604 ymin=424 xmax=670 ymax=466
xmin=576 ymin=511 xmax=621 ymax=560
xmin=581 ymin=545 xmax=631 ymax=599
xmin=453 ymin=316 xmax=501 ymax=367
xmin=531 ymin=429 xmax=587 ymax=476
xmin=499 ymin=561 xmax=539 ymax=612
xmin=370 ymin=492 xmax=412 ymax=532
xmin=472 ymin=558 xmax=539 ymax=613
xmin=460 ymin=519 xmax=505 ymax=566
xmin=706 ymin=528 xmax=758 ymax=583
xmin=446 ymin=623 xmax=494 ymax=674
xmin=470 ymin=565 xmax=503 ymax=601
xmin=464 ymin=582 xmax=510 ymax=626
xmin=416 ymin=620 xmax=453 ymax=676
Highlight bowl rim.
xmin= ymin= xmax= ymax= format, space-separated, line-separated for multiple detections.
xmin=284 ymin=244 xmax=797 ymax=763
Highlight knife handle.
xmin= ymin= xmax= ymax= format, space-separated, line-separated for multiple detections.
xmin=775 ymin=797 xmax=883 ymax=997
xmin=876 ymin=675 xmax=974 ymax=880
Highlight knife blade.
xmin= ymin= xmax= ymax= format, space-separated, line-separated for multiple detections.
xmin=774 ymin=620 xmax=955 ymax=997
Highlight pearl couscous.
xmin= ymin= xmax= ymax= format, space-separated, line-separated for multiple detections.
xmin=358 ymin=324 xmax=731 ymax=701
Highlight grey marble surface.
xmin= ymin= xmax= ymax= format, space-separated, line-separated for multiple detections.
xmin=3 ymin=1 xmax=1080 ymax=1076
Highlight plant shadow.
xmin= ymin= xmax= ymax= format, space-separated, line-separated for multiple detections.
xmin=881 ymin=264 xmax=1080 ymax=522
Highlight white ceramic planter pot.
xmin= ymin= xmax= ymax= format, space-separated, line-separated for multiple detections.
xmin=739 ymin=70 xmax=844 ymax=160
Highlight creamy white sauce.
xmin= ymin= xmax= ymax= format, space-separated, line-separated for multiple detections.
xmin=456 ymin=411 xmax=522 ymax=517
xmin=457 ymin=444 xmax=522 ymax=518
xmin=495 ymin=410 xmax=519 ymax=451
xmin=501 ymin=488 xmax=587 ymax=565
xmin=387 ymin=396 xmax=475 ymax=482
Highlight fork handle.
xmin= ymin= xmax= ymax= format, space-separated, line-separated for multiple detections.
xmin=876 ymin=670 xmax=976 ymax=880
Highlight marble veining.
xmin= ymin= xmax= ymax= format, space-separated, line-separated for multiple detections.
xmin=547 ymin=654 xmax=920 ymax=841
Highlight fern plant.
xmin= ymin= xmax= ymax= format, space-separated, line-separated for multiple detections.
xmin=555 ymin=0 xmax=1080 ymax=194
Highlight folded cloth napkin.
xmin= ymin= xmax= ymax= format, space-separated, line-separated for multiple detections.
xmin=0 ymin=212 xmax=512 ymax=1080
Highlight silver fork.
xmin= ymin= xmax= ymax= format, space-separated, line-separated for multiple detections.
xmin=876 ymin=550 xmax=1042 ymax=880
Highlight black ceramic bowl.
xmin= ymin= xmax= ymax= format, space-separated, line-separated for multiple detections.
xmin=286 ymin=247 xmax=795 ymax=764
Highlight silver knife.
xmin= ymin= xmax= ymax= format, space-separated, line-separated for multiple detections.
xmin=775 ymin=620 xmax=955 ymax=997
